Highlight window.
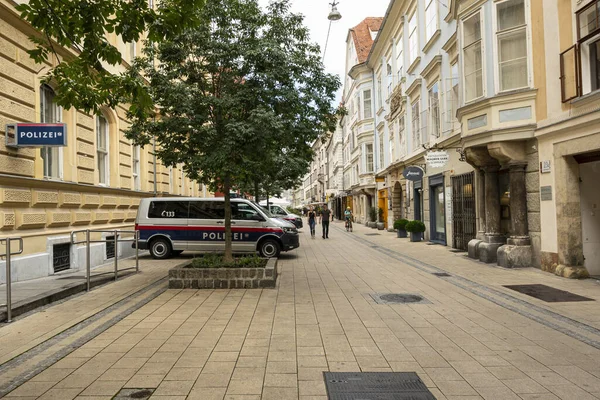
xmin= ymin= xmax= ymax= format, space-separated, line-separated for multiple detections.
xmin=96 ymin=115 xmax=109 ymax=185
xmin=132 ymin=145 xmax=141 ymax=190
xmin=148 ymin=0 xmax=154 ymax=8
xmin=40 ymin=84 xmax=61 ymax=179
xmin=562 ymin=0 xmax=600 ymax=100
xmin=52 ymin=243 xmax=70 ymax=272
xmin=379 ymin=137 xmax=384 ymax=169
xmin=363 ymin=89 xmax=372 ymax=119
xmin=106 ymin=235 xmax=116 ymax=259
xmin=429 ymin=83 xmax=440 ymax=138
xmin=409 ymin=12 xmax=418 ymax=65
xmin=398 ymin=115 xmax=406 ymax=158
xmin=377 ymin=76 xmax=382 ymax=109
xmin=387 ymin=63 xmax=393 ymax=96
xmin=463 ymin=12 xmax=484 ymax=102
xmin=496 ymin=0 xmax=528 ymax=91
xmin=396 ymin=38 xmax=404 ymax=81
xmin=425 ymin=0 xmax=438 ymax=42
xmin=130 ymin=41 xmax=136 ymax=61
xmin=365 ymin=143 xmax=374 ymax=173
xmin=412 ymin=101 xmax=421 ymax=148
xmin=169 ymin=168 xmax=174 ymax=193
xmin=189 ymin=201 xmax=225 ymax=219
xmin=148 ymin=201 xmax=189 ymax=218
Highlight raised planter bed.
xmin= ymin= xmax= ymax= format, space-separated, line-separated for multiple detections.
xmin=169 ymin=257 xmax=278 ymax=289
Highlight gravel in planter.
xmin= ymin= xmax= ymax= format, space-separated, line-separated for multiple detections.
xmin=187 ymin=254 xmax=267 ymax=269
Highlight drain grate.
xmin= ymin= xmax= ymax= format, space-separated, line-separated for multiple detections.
xmin=432 ymin=272 xmax=451 ymax=277
xmin=114 ymin=389 xmax=154 ymax=399
xmin=324 ymin=372 xmax=436 ymax=399
xmin=504 ymin=284 xmax=594 ymax=303
xmin=364 ymin=233 xmax=381 ymax=236
xmin=370 ymin=293 xmax=430 ymax=305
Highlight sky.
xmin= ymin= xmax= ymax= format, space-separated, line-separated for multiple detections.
xmin=258 ymin=0 xmax=391 ymax=103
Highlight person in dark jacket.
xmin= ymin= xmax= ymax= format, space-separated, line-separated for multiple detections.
xmin=320 ymin=204 xmax=331 ymax=239
xmin=307 ymin=207 xmax=317 ymax=238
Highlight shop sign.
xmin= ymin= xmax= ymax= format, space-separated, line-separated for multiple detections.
xmin=402 ymin=166 xmax=424 ymax=181
xmin=6 ymin=123 xmax=67 ymax=147
xmin=425 ymin=150 xmax=450 ymax=168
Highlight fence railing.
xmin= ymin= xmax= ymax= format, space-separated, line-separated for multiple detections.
xmin=70 ymin=229 xmax=140 ymax=292
xmin=0 ymin=237 xmax=24 ymax=323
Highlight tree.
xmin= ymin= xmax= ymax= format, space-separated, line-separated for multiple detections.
xmin=16 ymin=0 xmax=204 ymax=115
xmin=127 ymin=0 xmax=340 ymax=260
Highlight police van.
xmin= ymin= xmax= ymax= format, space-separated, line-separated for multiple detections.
xmin=135 ymin=198 xmax=300 ymax=259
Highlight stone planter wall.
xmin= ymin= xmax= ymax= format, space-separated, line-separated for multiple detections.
xmin=169 ymin=258 xmax=278 ymax=289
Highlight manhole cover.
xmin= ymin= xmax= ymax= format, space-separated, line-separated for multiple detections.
xmin=504 ymin=284 xmax=594 ymax=303
xmin=432 ymin=272 xmax=451 ymax=277
xmin=370 ymin=293 xmax=430 ymax=305
xmin=364 ymin=233 xmax=381 ymax=236
xmin=324 ymin=372 xmax=436 ymax=399
xmin=114 ymin=389 xmax=155 ymax=399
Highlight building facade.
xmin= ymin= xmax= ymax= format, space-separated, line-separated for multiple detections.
xmin=340 ymin=18 xmax=383 ymax=225
xmin=0 ymin=1 xmax=203 ymax=283
xmin=535 ymin=0 xmax=600 ymax=277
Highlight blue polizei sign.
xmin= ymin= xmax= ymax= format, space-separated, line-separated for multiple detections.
xmin=5 ymin=123 xmax=67 ymax=147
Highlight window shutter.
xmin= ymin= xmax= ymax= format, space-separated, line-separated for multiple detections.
xmin=560 ymin=44 xmax=580 ymax=102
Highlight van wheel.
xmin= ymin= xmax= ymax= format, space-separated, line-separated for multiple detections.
xmin=259 ymin=239 xmax=280 ymax=258
xmin=150 ymin=238 xmax=172 ymax=259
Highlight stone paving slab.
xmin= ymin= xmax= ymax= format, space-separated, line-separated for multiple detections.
xmin=3 ymin=221 xmax=600 ymax=399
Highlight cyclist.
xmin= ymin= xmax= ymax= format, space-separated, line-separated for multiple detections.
xmin=344 ymin=206 xmax=353 ymax=232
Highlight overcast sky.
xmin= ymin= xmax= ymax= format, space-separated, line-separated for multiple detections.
xmin=258 ymin=0 xmax=391 ymax=103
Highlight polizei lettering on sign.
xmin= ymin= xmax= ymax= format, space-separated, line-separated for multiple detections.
xmin=5 ymin=123 xmax=68 ymax=148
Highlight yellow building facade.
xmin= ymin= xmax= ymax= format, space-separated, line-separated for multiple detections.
xmin=0 ymin=0 xmax=204 ymax=283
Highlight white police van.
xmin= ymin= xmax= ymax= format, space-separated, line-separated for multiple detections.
xmin=135 ymin=198 xmax=300 ymax=259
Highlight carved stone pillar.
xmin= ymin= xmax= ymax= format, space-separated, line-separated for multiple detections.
xmin=508 ymin=163 xmax=530 ymax=245
xmin=478 ymin=165 xmax=505 ymax=263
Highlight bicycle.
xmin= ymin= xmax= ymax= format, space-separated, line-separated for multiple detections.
xmin=345 ymin=217 xmax=353 ymax=232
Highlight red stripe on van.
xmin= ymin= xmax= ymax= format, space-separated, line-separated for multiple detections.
xmin=136 ymin=225 xmax=283 ymax=233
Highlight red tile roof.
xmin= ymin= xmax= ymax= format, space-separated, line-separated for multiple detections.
xmin=350 ymin=17 xmax=384 ymax=64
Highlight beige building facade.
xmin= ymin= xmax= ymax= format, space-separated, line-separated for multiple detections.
xmin=0 ymin=1 xmax=203 ymax=283
xmin=535 ymin=0 xmax=600 ymax=277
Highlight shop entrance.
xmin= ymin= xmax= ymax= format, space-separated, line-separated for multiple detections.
xmin=378 ymin=189 xmax=388 ymax=229
xmin=413 ymin=180 xmax=423 ymax=222
xmin=451 ymin=172 xmax=476 ymax=251
xmin=429 ymin=174 xmax=446 ymax=244
xmin=579 ymin=158 xmax=600 ymax=276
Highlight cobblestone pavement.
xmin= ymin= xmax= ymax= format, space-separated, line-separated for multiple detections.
xmin=2 ymin=220 xmax=600 ymax=399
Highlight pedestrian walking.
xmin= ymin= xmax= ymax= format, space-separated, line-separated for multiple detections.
xmin=320 ymin=204 xmax=331 ymax=239
xmin=307 ymin=207 xmax=317 ymax=238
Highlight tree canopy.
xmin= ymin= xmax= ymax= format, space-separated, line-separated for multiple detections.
xmin=127 ymin=0 xmax=340 ymax=259
xmin=17 ymin=0 xmax=205 ymax=115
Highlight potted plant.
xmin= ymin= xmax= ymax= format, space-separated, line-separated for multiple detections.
xmin=368 ymin=207 xmax=378 ymax=228
xmin=377 ymin=207 xmax=385 ymax=230
xmin=393 ymin=219 xmax=409 ymax=238
xmin=405 ymin=220 xmax=426 ymax=242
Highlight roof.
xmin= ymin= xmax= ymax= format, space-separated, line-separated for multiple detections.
xmin=350 ymin=17 xmax=384 ymax=64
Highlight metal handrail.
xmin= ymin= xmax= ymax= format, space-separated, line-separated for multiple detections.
xmin=71 ymin=229 xmax=140 ymax=292
xmin=1 ymin=237 xmax=24 ymax=322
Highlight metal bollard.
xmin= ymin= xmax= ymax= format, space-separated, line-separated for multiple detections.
xmin=86 ymin=230 xmax=91 ymax=292
xmin=135 ymin=230 xmax=139 ymax=273
xmin=6 ymin=238 xmax=12 ymax=323
xmin=114 ymin=230 xmax=118 ymax=281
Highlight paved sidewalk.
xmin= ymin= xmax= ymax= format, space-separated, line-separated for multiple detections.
xmin=3 ymin=221 xmax=600 ymax=399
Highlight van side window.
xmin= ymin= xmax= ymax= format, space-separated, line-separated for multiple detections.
xmin=189 ymin=201 xmax=225 ymax=219
xmin=271 ymin=206 xmax=286 ymax=215
xmin=148 ymin=201 xmax=189 ymax=218
xmin=232 ymin=203 xmax=259 ymax=220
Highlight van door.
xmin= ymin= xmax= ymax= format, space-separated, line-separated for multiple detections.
xmin=145 ymin=200 xmax=189 ymax=251
xmin=188 ymin=200 xmax=226 ymax=252
xmin=232 ymin=202 xmax=267 ymax=253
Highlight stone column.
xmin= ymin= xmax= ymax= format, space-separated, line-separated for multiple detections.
xmin=483 ymin=165 xmax=501 ymax=238
xmin=508 ymin=163 xmax=530 ymax=245
xmin=478 ymin=165 xmax=505 ymax=263
xmin=476 ymin=169 xmax=486 ymax=240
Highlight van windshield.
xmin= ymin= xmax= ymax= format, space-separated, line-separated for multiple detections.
xmin=252 ymin=202 xmax=274 ymax=218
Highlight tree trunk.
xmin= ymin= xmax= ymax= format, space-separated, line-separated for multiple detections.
xmin=254 ymin=180 xmax=260 ymax=203
xmin=223 ymin=176 xmax=233 ymax=262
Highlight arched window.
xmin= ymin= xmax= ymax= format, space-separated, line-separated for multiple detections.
xmin=96 ymin=115 xmax=109 ymax=185
xmin=40 ymin=84 xmax=62 ymax=179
